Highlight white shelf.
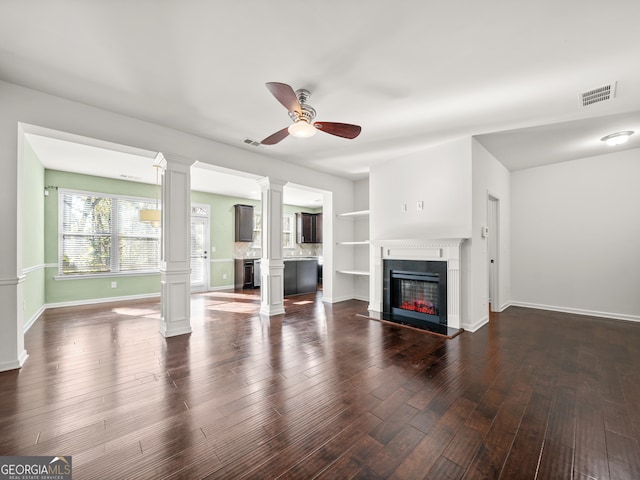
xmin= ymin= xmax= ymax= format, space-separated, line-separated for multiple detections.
xmin=337 ymin=210 xmax=370 ymax=218
xmin=337 ymin=270 xmax=370 ymax=276
xmin=336 ymin=209 xmax=370 ymax=285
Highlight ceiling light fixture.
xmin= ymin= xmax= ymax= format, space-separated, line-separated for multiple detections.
xmin=600 ymin=130 xmax=634 ymax=146
xmin=288 ymin=120 xmax=317 ymax=138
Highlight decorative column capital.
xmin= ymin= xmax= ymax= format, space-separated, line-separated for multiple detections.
xmin=155 ymin=152 xmax=197 ymax=169
xmin=258 ymin=177 xmax=287 ymax=191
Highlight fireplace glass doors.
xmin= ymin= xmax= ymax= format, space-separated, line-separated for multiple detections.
xmin=383 ymin=259 xmax=447 ymax=329
xmin=395 ymin=271 xmax=439 ymax=316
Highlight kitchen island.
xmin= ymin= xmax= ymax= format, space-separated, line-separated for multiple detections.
xmin=284 ymin=257 xmax=318 ymax=296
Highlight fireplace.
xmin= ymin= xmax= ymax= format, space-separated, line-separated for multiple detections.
xmin=369 ymin=238 xmax=464 ymax=332
xmin=384 ymin=259 xmax=447 ymax=329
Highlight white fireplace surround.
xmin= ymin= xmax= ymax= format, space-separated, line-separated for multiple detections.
xmin=369 ymin=238 xmax=466 ymax=330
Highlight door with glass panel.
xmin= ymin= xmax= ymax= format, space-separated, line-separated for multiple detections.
xmin=190 ymin=206 xmax=210 ymax=292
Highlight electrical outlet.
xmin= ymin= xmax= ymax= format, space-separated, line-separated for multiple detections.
xmin=111 ymin=281 xmax=117 ymax=288
xmin=417 ymin=200 xmax=424 ymax=211
xmin=222 ymin=273 xmax=227 ymax=280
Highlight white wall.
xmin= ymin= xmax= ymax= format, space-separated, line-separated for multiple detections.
xmin=369 ymin=137 xmax=482 ymax=328
xmin=370 ymin=138 xmax=473 ymax=241
xmin=510 ymin=148 xmax=640 ymax=321
xmin=0 ymin=79 xmax=356 ymax=371
xmin=469 ymin=139 xmax=510 ymax=330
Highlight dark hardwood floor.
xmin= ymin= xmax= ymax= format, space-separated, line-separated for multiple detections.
xmin=1 ymin=291 xmax=639 ymax=479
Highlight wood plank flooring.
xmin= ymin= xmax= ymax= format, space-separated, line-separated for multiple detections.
xmin=1 ymin=291 xmax=639 ymax=479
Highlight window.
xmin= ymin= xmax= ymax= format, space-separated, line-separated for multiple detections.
xmin=283 ymin=214 xmax=295 ymax=248
xmin=251 ymin=212 xmax=262 ymax=248
xmin=59 ymin=190 xmax=160 ymax=276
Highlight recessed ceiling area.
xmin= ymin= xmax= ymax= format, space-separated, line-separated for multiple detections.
xmin=475 ymin=110 xmax=640 ymax=171
xmin=25 ymin=133 xmax=324 ymax=208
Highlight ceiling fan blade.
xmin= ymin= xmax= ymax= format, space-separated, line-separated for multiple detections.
xmin=261 ymin=127 xmax=290 ymax=145
xmin=313 ymin=122 xmax=362 ymax=139
xmin=265 ymin=82 xmax=301 ymax=114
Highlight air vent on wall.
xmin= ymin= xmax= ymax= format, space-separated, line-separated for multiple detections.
xmin=243 ymin=138 xmax=261 ymax=147
xmin=580 ymin=82 xmax=616 ymax=106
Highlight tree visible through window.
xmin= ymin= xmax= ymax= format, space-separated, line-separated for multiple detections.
xmin=60 ymin=190 xmax=160 ymax=275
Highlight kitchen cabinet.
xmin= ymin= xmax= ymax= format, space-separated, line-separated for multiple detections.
xmin=296 ymin=213 xmax=322 ymax=244
xmin=234 ymin=204 xmax=254 ymax=242
xmin=284 ymin=258 xmax=318 ymax=296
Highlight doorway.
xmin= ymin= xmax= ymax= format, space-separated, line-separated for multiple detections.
xmin=190 ymin=205 xmax=210 ymax=292
xmin=488 ymin=195 xmax=500 ymax=312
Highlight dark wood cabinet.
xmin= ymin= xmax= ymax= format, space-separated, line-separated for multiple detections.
xmin=234 ymin=204 xmax=254 ymax=242
xmin=296 ymin=259 xmax=318 ymax=294
xmin=283 ymin=261 xmax=298 ymax=296
xmin=296 ymin=213 xmax=322 ymax=244
xmin=284 ymin=259 xmax=318 ymax=296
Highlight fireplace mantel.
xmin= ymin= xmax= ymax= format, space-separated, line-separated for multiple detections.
xmin=369 ymin=238 xmax=466 ymax=329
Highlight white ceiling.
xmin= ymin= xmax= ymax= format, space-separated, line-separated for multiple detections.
xmin=3 ymin=1 xmax=640 ymax=181
xmin=25 ymin=133 xmax=324 ymax=207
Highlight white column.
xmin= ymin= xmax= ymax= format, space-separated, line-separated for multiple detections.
xmin=0 ymin=131 xmax=28 ymax=372
xmin=158 ymin=153 xmax=194 ymax=337
xmin=447 ymin=258 xmax=461 ymax=329
xmin=259 ymin=177 xmax=287 ymax=316
xmin=0 ymin=277 xmax=28 ymax=371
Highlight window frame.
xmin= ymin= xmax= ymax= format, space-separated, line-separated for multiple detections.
xmin=56 ymin=188 xmax=161 ymax=279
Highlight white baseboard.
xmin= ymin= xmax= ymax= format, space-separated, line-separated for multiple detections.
xmin=45 ymin=292 xmax=161 ymax=310
xmin=323 ymin=294 xmax=355 ymax=304
xmin=0 ymin=350 xmax=28 ymax=373
xmin=498 ymin=301 xmax=511 ymax=312
xmin=24 ymin=305 xmax=46 ymax=332
xmin=207 ymin=284 xmax=235 ymax=291
xmin=463 ymin=315 xmax=489 ymax=332
xmin=509 ymin=301 xmax=640 ymax=323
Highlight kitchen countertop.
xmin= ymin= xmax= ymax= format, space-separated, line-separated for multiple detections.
xmin=236 ymin=256 xmax=319 ymax=261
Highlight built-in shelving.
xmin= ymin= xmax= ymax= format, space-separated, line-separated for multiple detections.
xmin=336 ymin=270 xmax=371 ymax=276
xmin=336 ymin=210 xmax=370 ymax=279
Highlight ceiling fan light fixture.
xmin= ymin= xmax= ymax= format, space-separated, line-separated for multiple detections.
xmin=600 ymin=130 xmax=634 ymax=146
xmin=288 ymin=120 xmax=317 ymax=138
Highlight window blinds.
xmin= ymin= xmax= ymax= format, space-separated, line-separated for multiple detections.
xmin=60 ymin=191 xmax=159 ymax=275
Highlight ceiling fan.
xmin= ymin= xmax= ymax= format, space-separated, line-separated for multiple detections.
xmin=260 ymin=82 xmax=362 ymax=145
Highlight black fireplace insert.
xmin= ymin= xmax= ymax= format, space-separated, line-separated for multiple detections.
xmin=383 ymin=259 xmax=447 ymax=330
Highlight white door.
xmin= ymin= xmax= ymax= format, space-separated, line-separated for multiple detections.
xmin=190 ymin=209 xmax=210 ymax=292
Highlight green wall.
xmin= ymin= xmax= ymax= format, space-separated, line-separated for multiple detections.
xmin=22 ymin=140 xmax=46 ymax=326
xmin=44 ymin=169 xmax=161 ymax=304
xmin=191 ymin=191 xmax=256 ymax=289
xmin=41 ymin=169 xmax=321 ymax=303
